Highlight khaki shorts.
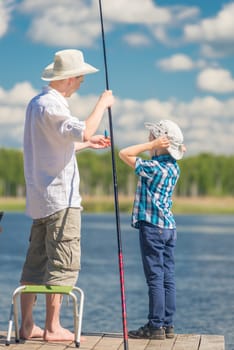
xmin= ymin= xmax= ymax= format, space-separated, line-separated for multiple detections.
xmin=20 ymin=208 xmax=81 ymax=286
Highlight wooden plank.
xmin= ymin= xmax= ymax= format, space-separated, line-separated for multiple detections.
xmin=39 ymin=342 xmax=73 ymax=350
xmin=91 ymin=335 xmax=123 ymax=350
xmin=146 ymin=336 xmax=176 ymax=350
xmin=79 ymin=334 xmax=102 ymax=349
xmin=4 ymin=339 xmax=71 ymax=350
xmin=199 ymin=335 xmax=225 ymax=350
xmin=4 ymin=341 xmax=44 ymax=350
xmin=128 ymin=338 xmax=149 ymax=350
xmin=0 ymin=332 xmax=225 ymax=350
xmin=173 ymin=334 xmax=201 ymax=350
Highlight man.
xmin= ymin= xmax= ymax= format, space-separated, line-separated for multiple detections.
xmin=20 ymin=49 xmax=114 ymax=341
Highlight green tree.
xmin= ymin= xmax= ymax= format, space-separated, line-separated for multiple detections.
xmin=1 ymin=147 xmax=234 ymax=199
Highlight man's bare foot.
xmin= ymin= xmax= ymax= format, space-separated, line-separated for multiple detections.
xmin=44 ymin=327 xmax=86 ymax=343
xmin=20 ymin=324 xmax=44 ymax=339
xmin=44 ymin=327 xmax=75 ymax=342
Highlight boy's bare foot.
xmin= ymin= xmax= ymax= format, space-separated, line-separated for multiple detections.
xmin=20 ymin=324 xmax=44 ymax=339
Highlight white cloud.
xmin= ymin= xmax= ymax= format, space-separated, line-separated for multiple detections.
xmin=0 ymin=83 xmax=38 ymax=148
xmin=185 ymin=3 xmax=234 ymax=42
xmin=184 ymin=2 xmax=234 ymax=57
xmin=160 ymin=54 xmax=208 ymax=72
xmin=0 ymin=82 xmax=37 ymax=105
xmin=19 ymin=0 xmax=102 ymax=47
xmin=17 ymin=0 xmax=200 ymax=48
xmin=114 ymin=95 xmax=234 ymax=156
xmin=102 ymin=0 xmax=171 ymax=24
xmin=173 ymin=6 xmax=200 ymax=22
xmin=176 ymin=96 xmax=224 ymax=119
xmin=123 ymin=33 xmax=151 ymax=47
xmin=149 ymin=5 xmax=199 ymax=46
xmin=1 ymin=83 xmax=234 ymax=156
xmin=157 ymin=54 xmax=201 ymax=71
xmin=201 ymin=44 xmax=224 ymax=59
xmin=197 ymin=68 xmax=234 ymax=93
xmin=0 ymin=0 xmax=14 ymax=37
xmin=15 ymin=0 xmax=234 ymax=64
xmin=17 ymin=0 xmax=164 ymax=47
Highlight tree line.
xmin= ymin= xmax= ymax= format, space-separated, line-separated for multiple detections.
xmin=0 ymin=147 xmax=234 ymax=197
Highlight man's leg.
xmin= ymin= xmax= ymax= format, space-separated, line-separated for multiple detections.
xmin=19 ymin=219 xmax=47 ymax=339
xmin=44 ymin=294 xmax=74 ymax=341
xmin=20 ymin=291 xmax=43 ymax=339
xmin=43 ymin=208 xmax=81 ymax=341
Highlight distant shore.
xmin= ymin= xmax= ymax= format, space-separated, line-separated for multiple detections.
xmin=1 ymin=195 xmax=234 ymax=214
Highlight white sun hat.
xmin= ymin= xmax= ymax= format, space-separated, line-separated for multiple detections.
xmin=145 ymin=119 xmax=184 ymax=160
xmin=41 ymin=49 xmax=98 ymax=81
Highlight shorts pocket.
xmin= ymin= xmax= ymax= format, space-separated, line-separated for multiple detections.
xmin=46 ymin=209 xmax=81 ymax=271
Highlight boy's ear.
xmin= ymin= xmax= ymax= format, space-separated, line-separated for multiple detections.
xmin=149 ymin=132 xmax=156 ymax=141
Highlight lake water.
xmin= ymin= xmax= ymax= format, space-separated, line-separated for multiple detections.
xmin=0 ymin=212 xmax=234 ymax=349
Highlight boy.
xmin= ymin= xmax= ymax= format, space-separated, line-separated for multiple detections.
xmin=119 ymin=119 xmax=185 ymax=340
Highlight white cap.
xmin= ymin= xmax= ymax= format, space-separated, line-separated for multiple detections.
xmin=145 ymin=120 xmax=184 ymax=160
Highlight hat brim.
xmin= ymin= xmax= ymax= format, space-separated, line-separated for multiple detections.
xmin=41 ymin=62 xmax=99 ymax=81
xmin=167 ymin=145 xmax=184 ymax=160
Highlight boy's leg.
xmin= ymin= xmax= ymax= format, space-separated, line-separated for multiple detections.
xmin=163 ymin=229 xmax=176 ymax=328
xmin=139 ymin=222 xmax=165 ymax=329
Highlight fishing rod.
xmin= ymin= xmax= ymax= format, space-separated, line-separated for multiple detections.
xmin=98 ymin=1 xmax=129 ymax=349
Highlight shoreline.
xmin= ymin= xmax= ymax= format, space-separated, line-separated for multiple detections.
xmin=1 ymin=195 xmax=234 ymax=214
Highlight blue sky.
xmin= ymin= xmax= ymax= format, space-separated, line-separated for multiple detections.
xmin=1 ymin=0 xmax=234 ymax=156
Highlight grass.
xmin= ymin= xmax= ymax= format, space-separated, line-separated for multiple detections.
xmin=0 ymin=197 xmax=26 ymax=212
xmin=173 ymin=196 xmax=234 ymax=215
xmin=1 ymin=195 xmax=234 ymax=214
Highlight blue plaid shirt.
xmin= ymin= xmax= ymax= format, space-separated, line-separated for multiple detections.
xmin=131 ymin=154 xmax=180 ymax=229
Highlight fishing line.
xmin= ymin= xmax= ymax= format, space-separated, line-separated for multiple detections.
xmin=98 ymin=1 xmax=129 ymax=349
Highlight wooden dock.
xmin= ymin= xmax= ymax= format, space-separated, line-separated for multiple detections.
xmin=0 ymin=331 xmax=225 ymax=350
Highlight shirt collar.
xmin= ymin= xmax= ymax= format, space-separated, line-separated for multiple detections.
xmin=152 ymin=154 xmax=175 ymax=162
xmin=43 ymin=85 xmax=69 ymax=108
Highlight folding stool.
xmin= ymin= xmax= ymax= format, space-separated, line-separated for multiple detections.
xmin=6 ymin=285 xmax=84 ymax=348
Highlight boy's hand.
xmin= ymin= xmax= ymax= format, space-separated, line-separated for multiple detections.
xmin=151 ymin=136 xmax=170 ymax=150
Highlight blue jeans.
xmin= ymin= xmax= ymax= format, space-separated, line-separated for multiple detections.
xmin=139 ymin=221 xmax=177 ymax=329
